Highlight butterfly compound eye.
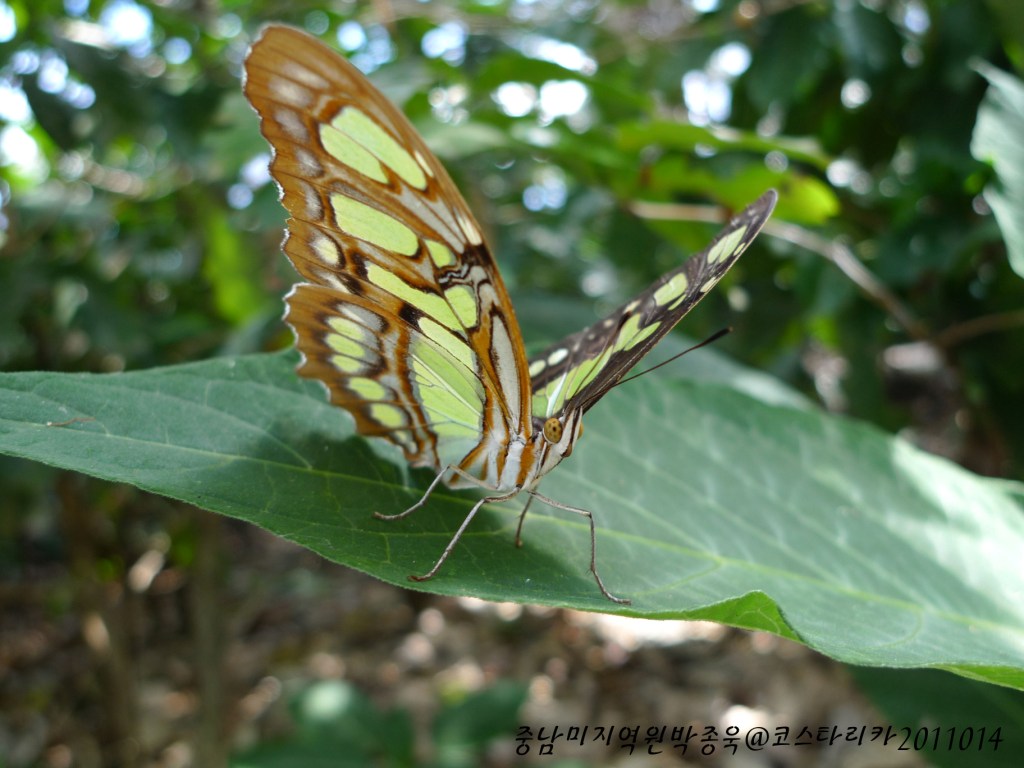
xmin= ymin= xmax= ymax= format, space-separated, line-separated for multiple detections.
xmin=542 ymin=417 xmax=563 ymax=443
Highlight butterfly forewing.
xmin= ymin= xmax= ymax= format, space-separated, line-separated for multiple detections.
xmin=244 ymin=25 xmax=534 ymax=475
xmin=529 ymin=190 xmax=777 ymax=420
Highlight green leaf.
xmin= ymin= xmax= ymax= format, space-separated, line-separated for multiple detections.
xmin=745 ymin=7 xmax=833 ymax=112
xmin=616 ymin=120 xmax=832 ymax=171
xmin=200 ymin=203 xmax=275 ymax=325
xmin=639 ymin=156 xmax=838 ymax=226
xmin=432 ymin=682 xmax=528 ymax=768
xmin=971 ymin=64 xmax=1024 ymax=278
xmin=1 ymin=352 xmax=1022 ymax=690
xmin=852 ymin=668 xmax=1024 ymax=768
xmin=231 ymin=681 xmax=414 ymax=767
xmin=983 ymin=0 xmax=1024 ymax=71
xmin=420 ymin=120 xmax=511 ymax=161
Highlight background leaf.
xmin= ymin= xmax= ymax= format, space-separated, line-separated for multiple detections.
xmin=972 ymin=64 xmax=1024 ymax=278
xmin=852 ymin=667 xmax=1024 ymax=767
xmin=2 ymin=352 xmax=1022 ymax=690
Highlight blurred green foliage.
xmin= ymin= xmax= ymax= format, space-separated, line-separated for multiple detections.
xmin=2 ymin=0 xmax=1022 ymax=472
xmin=230 ymin=681 xmax=528 ymax=768
xmin=3 ymin=0 xmax=1024 ymax=764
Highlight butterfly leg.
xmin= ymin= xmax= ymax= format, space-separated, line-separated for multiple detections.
xmin=373 ymin=465 xmax=452 ymax=522
xmin=527 ymin=490 xmax=631 ymax=605
xmin=373 ymin=466 xmax=521 ymax=584
xmin=513 ymin=494 xmax=534 ymax=548
xmin=408 ymin=487 xmax=522 ymax=583
xmin=374 ymin=464 xmax=503 ymax=521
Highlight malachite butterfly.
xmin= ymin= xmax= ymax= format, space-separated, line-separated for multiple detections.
xmin=243 ymin=25 xmax=776 ymax=604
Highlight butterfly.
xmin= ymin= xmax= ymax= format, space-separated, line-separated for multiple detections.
xmin=243 ymin=24 xmax=776 ymax=604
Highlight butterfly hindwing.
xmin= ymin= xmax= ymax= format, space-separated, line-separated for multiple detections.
xmin=287 ymin=282 xmax=490 ymax=470
xmin=529 ymin=190 xmax=777 ymax=420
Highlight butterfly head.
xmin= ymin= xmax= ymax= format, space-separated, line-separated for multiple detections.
xmin=526 ymin=408 xmax=584 ymax=487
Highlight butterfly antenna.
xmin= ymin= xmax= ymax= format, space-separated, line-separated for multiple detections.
xmin=616 ymin=327 xmax=732 ymax=387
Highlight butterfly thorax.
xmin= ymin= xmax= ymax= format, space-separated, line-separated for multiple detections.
xmin=446 ymin=409 xmax=582 ymax=494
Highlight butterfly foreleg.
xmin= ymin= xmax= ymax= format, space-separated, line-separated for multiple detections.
xmin=526 ymin=490 xmax=631 ymax=605
xmin=373 ymin=465 xmax=454 ymax=522
xmin=373 ymin=463 xmax=507 ymax=522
